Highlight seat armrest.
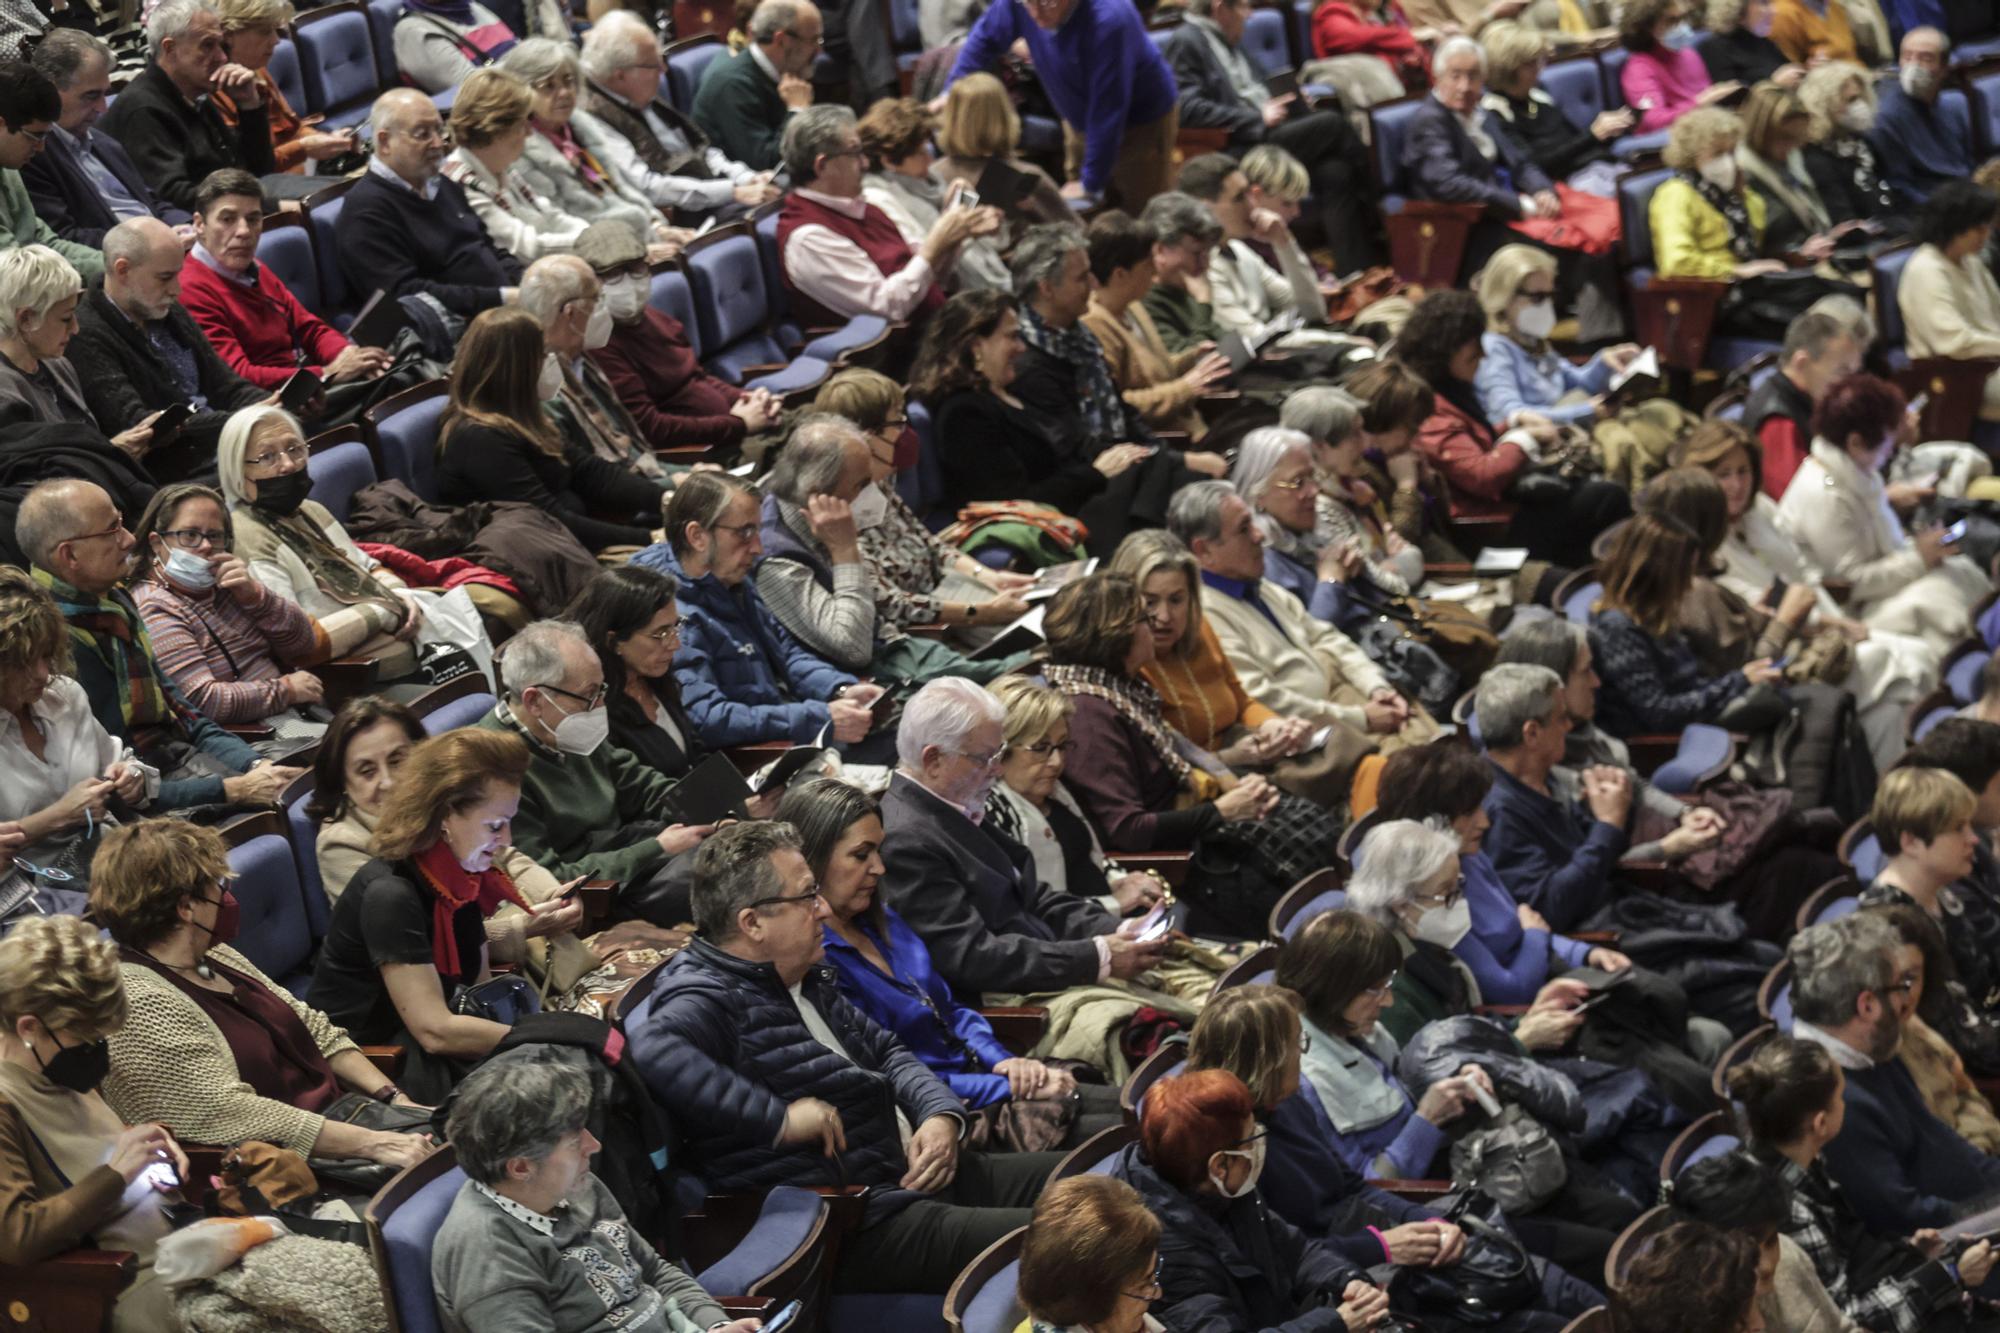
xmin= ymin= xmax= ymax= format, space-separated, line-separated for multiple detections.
xmin=1369 ymin=1178 xmax=1454 ymax=1200
xmin=310 ymin=656 xmax=381 ymax=708
xmin=1621 ymin=861 xmax=1682 ymax=894
xmin=656 ymin=445 xmax=715 ymax=465
xmin=1113 ymin=851 xmax=1191 ymax=889
xmin=903 ymin=623 xmax=949 ymax=640
xmin=360 ymin=1044 xmax=405 ymax=1078
xmin=222 ymin=722 xmax=275 ymax=741
xmin=716 ymin=1297 xmax=778 ymax=1319
xmin=1476 ymin=1004 xmax=1532 ymax=1017
xmin=981 ymin=1005 xmax=1049 ymax=1055
xmin=578 ymin=878 xmax=618 ymax=927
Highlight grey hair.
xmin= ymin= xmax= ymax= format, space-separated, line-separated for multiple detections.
xmin=1789 ymin=913 xmax=1899 ymax=1028
xmin=31 ymin=28 xmax=114 ymax=89
xmin=1279 ymin=385 xmax=1363 ymax=446
xmin=690 ymin=819 xmax=802 ymax=940
xmin=1347 ymin=818 xmax=1462 ymax=925
xmin=1473 ymin=662 xmax=1563 ymax=750
xmin=103 ymin=217 xmax=176 ymax=271
xmin=1009 ymin=222 xmax=1086 ymax=302
xmin=447 ymin=1059 xmax=594 ymax=1186
xmin=780 ymin=103 xmax=856 ymax=183
xmin=495 ymin=618 xmax=590 ymax=700
xmin=1182 ymin=0 xmax=1219 ymax=14
xmin=1901 ymin=24 xmax=1948 ymax=56
xmin=499 ymin=36 xmax=583 ymax=91
xmin=1165 ymin=479 xmax=1240 ymax=548
xmin=1139 ymin=191 xmax=1223 ymax=250
xmin=1229 ymin=426 xmax=1312 ymax=507
xmin=1494 ymin=617 xmax=1587 ymax=679
xmin=1434 ymin=34 xmax=1487 ymax=74
xmin=896 ymin=675 xmax=1005 ymax=770
xmin=749 ymin=0 xmax=802 ymax=43
xmin=15 ymin=479 xmax=100 ymax=570
xmin=579 ymin=9 xmax=657 ymax=81
xmin=1804 ymin=293 xmax=1874 ymax=347
xmin=147 ymin=0 xmax=213 ymax=60
xmin=766 ymin=412 xmax=861 ymax=506
xmin=0 ymin=246 xmax=82 ymax=340
xmin=371 ymin=87 xmax=435 ymax=137
xmin=517 ymin=254 xmax=595 ymax=327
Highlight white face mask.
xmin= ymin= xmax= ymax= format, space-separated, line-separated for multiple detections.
xmin=1662 ymin=20 xmax=1693 ymax=43
xmin=544 ymin=695 xmax=609 ymax=756
xmin=849 ymin=482 xmax=889 ymax=531
xmin=1900 ymin=63 xmax=1938 ymax=99
xmin=1838 ymin=99 xmax=1874 ymax=133
xmin=1514 ymin=298 xmax=1556 ymax=340
xmin=584 ymin=300 xmax=613 ymax=351
xmin=1697 ymin=153 xmax=1739 ymax=191
xmin=161 ymin=545 xmax=215 ymax=589
xmin=1411 ymin=895 xmax=1473 ymax=949
xmin=603 ymin=273 xmax=647 ymax=322
xmin=1209 ymin=1134 xmax=1266 ymax=1199
xmin=537 ymin=352 xmax=565 ymax=401
xmin=1747 ymin=8 xmax=1773 ymax=35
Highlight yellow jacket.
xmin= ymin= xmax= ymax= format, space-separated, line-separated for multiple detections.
xmin=1649 ymin=176 xmax=1766 ymax=280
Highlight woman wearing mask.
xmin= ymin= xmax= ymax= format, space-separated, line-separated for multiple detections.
xmin=1797 ymin=62 xmax=1897 ymax=230
xmin=1474 ymin=245 xmax=1643 ymax=430
xmin=1735 ymin=83 xmax=1866 ymax=261
xmin=1619 ymin=0 xmax=1734 ymax=135
xmin=1697 ymin=0 xmax=1803 ymax=88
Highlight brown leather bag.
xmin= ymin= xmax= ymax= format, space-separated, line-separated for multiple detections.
xmin=215 ymin=1143 xmax=319 ymax=1214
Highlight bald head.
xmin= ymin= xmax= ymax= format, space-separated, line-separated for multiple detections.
xmin=521 ymin=253 xmax=601 ymax=359
xmin=748 ymin=0 xmax=820 ymax=77
xmin=373 ymin=89 xmax=446 ymax=187
xmin=102 ymin=217 xmax=184 ymax=321
xmin=17 ymin=479 xmax=134 ymax=594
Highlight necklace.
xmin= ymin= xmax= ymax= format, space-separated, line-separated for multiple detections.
xmin=131 ymin=944 xmax=216 ymax=983
xmin=1155 ymin=652 xmax=1219 ymax=747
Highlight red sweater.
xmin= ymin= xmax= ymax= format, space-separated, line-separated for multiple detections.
xmin=178 ymin=251 xmax=350 ymax=389
xmin=589 ymin=307 xmax=746 ymax=451
xmin=1311 ymin=0 xmax=1428 ymax=86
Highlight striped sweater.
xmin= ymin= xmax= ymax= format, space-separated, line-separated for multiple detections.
xmin=132 ymin=575 xmax=325 ymax=724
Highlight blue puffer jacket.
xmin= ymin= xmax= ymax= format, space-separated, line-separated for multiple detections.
xmin=628 ymin=541 xmax=856 ymax=746
xmin=623 ymin=936 xmax=964 ymax=1227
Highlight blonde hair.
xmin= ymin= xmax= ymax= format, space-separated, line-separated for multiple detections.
xmin=0 ymin=244 xmax=83 ymax=340
xmin=1703 ymin=0 xmax=1748 ymax=30
xmin=449 ymin=68 xmax=534 ymax=150
xmin=1186 ymin=983 xmax=1304 ymax=1108
xmin=215 ymin=0 xmax=294 ymax=29
xmin=937 ymin=71 xmax=1019 ymax=160
xmin=1873 ymin=766 xmax=1978 ymax=853
xmin=0 ymin=563 xmax=72 ymax=681
xmin=1475 ymin=243 xmax=1557 ymax=330
xmin=810 ymin=367 xmax=902 ymax=434
xmin=1663 ymin=107 xmax=1744 ymax=171
xmin=0 ymin=914 xmax=126 ymax=1041
xmin=1797 ymin=60 xmax=1872 ymax=143
xmin=1739 ymin=81 xmax=1811 ymax=161
xmin=1107 ymin=528 xmax=1206 ymax=661
xmin=1480 ymin=20 xmax=1547 ymax=90
xmin=987 ymin=674 xmax=1076 ymax=750
xmin=1240 ymin=145 xmax=1308 ymax=202
xmin=90 ymin=821 xmax=233 ymax=949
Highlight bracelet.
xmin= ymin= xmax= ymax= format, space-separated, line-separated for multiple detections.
xmin=963 ymin=603 xmax=978 ymax=622
xmin=373 ymin=1082 xmax=401 ymax=1103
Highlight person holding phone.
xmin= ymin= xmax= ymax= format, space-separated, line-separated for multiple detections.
xmin=858 ymin=98 xmax=1011 ymax=296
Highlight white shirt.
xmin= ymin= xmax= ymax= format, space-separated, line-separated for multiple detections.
xmin=1793 ymin=1018 xmax=1876 ymax=1071
xmin=590 ymin=86 xmax=754 ymax=211
xmin=0 ymin=676 xmax=140 ymax=831
xmin=780 ymin=188 xmax=939 ymax=322
xmin=368 ymin=153 xmax=441 ymax=202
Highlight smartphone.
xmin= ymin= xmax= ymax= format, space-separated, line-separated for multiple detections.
xmin=950 ymin=182 xmax=980 ymax=210
xmin=762 ymin=1300 xmax=804 ymax=1333
xmin=865 ymin=688 xmax=897 ymax=733
xmin=1134 ymin=899 xmax=1174 ymax=944
xmin=1767 ymin=654 xmax=1790 ymax=672
xmin=1944 ymin=518 xmax=1970 ymax=545
xmin=150 ymin=402 xmax=194 ymax=439
xmin=1763 ymin=576 xmax=1788 ymax=610
xmin=1909 ymin=391 xmax=1931 ymax=418
xmin=277 ymin=368 xmax=322 ymax=414
xmin=141 ymin=1155 xmax=180 ymax=1191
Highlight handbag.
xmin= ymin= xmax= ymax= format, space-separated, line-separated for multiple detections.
xmin=1391 ymin=1189 xmax=1542 ymax=1321
xmin=416 ymin=639 xmax=481 ymax=687
xmin=1447 ymin=1105 xmax=1568 ymax=1214
xmin=305 ymin=1094 xmax=439 ymax=1197
xmin=451 ymin=974 xmax=542 ymax=1024
xmin=1355 ymin=616 xmax=1460 ymax=713
xmin=1186 ymin=791 xmax=1344 ymax=937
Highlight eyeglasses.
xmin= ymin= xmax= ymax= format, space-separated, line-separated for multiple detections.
xmin=1299 ymin=1029 xmax=1312 ymax=1053
xmin=750 ymin=885 xmax=824 ymax=911
xmin=64 ymin=516 xmax=128 ymax=548
xmin=1122 ymin=1256 xmax=1164 ymax=1304
xmin=532 ymin=72 xmax=579 ymax=92
xmin=158 ymin=527 xmax=227 ymax=550
xmin=783 ymin=26 xmax=825 ymax=44
xmin=1266 ymin=474 xmax=1316 ymax=492
xmin=1363 ymin=972 xmax=1397 ymax=998
xmin=953 ymin=747 xmax=1004 ymax=769
xmin=636 ymin=621 xmax=682 ymax=644
xmin=539 ymin=681 xmax=609 ymax=709
xmin=17 ymin=127 xmax=47 ymax=145
xmin=393 ymin=124 xmax=448 ymax=145
xmin=1010 ymin=739 xmax=1074 ymax=761
xmin=709 ymin=520 xmax=761 ymax=543
xmin=245 ymin=443 xmax=309 ymax=470
xmin=1413 ymin=875 xmax=1466 ymax=908
xmin=1882 ymin=975 xmax=1920 ymax=998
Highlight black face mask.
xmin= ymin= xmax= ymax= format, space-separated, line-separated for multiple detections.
xmin=34 ymin=1030 xmax=111 ymax=1094
xmin=251 ymin=468 xmax=313 ymax=518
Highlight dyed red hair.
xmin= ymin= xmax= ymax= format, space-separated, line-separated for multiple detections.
xmin=1810 ymin=372 xmax=1904 ymax=451
xmin=1139 ymin=1068 xmax=1256 ymax=1190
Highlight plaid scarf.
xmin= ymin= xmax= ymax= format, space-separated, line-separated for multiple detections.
xmin=1040 ymin=662 xmax=1191 ymax=782
xmin=34 ymin=566 xmax=179 ymax=739
xmin=1016 ymin=304 xmax=1131 ymax=447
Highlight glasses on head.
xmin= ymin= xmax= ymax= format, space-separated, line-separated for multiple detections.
xmin=245 ymin=442 xmax=309 ymax=471
xmin=636 ymin=620 xmax=682 ymax=644
xmin=158 ymin=527 xmax=226 ymax=550
xmin=1122 ymin=1256 xmax=1164 ymax=1304
xmin=539 ymin=681 xmax=610 ymax=709
xmin=750 ymin=885 xmax=824 ymax=911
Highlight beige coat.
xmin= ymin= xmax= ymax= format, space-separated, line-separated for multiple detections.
xmin=1899 ymin=242 xmax=2000 ymax=421
xmin=1079 ymin=296 xmax=1207 ymax=438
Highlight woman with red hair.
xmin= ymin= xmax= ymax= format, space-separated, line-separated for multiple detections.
xmin=1109 ymin=1067 xmax=1394 ymax=1331
xmin=1775 ymin=373 xmax=1992 ymax=657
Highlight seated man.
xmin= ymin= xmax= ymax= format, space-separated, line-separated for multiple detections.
xmin=1961 ymin=656 xmax=2000 ymax=725
xmin=1869 ymin=26 xmax=1969 ymax=209
xmin=690 ymin=0 xmax=820 ymax=174
xmin=1790 ymin=911 xmax=2000 ymax=1235
xmin=1740 ymin=308 xmax=1863 ymax=500
xmin=15 ymin=478 xmax=298 ymax=812
xmin=1168 ymin=480 xmax=1436 ymax=750
xmin=97 ymin=0 xmax=276 ymax=214
xmin=576 ymin=219 xmax=782 ymax=454
xmin=625 ymin=819 xmax=1062 ymax=1294
xmin=580 ymin=13 xmax=779 ymax=227
xmin=1137 ymin=189 xmax=1229 ymax=357
xmin=631 ymin=470 xmax=884 ymax=749
xmin=435 ymin=1059 xmax=761 ymax=1333
xmin=70 ymin=216 xmax=269 ymax=484
xmin=520 ymin=251 xmax=673 ymax=490
xmin=0 ymin=57 xmax=105 ymax=282
xmin=878 ymin=677 xmax=1165 ymax=999
xmin=24 ymin=30 xmax=185 ymax=250
xmin=477 ymin=619 xmax=709 ymax=925
xmin=178 ymin=169 xmax=392 ymax=391
xmin=774 ymin=104 xmax=996 ymax=327
xmin=1178 ymin=152 xmax=1343 ymax=352
xmin=1161 ymin=0 xmax=1384 ymax=273
xmin=336 ymin=89 xmax=523 ymax=333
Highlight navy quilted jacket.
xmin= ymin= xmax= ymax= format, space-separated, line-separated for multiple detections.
xmin=625 ymin=937 xmax=964 ymax=1225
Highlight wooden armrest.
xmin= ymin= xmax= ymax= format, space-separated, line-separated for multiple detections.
xmin=1153 ymin=431 xmax=1193 ymax=449
xmin=904 ymin=622 xmax=950 ymax=639
xmin=737 ymin=362 xmax=789 ymax=379
xmin=802 ymin=1184 xmax=870 ymax=1235
xmin=1425 ymin=563 xmax=1476 ymax=578
xmin=655 ymin=445 xmax=715 ymax=466
xmin=724 ymin=741 xmax=794 ymax=776
xmin=223 ymin=722 xmax=275 ymax=741
xmin=715 ymin=1297 xmax=778 ymax=1319
xmin=1195 ymin=392 xmax=1243 ymax=425
xmin=981 ymin=1004 xmax=1049 ymax=1055
xmin=1369 ymin=1177 xmax=1454 ymax=1199
xmin=310 ymin=656 xmax=381 ymax=708
xmin=1569 ymin=930 xmax=1622 ymax=945
xmin=1115 ymin=851 xmax=1192 ymax=890
xmin=1477 ymin=1004 xmax=1532 ymax=1017
xmin=360 ymin=1044 xmax=405 ymax=1078
xmin=0 ymin=1246 xmax=138 ymax=1331
xmin=578 ymin=878 xmax=618 ymax=927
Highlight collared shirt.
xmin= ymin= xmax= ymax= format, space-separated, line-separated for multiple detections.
xmin=189 ymin=242 xmax=256 ymax=288
xmin=53 ymin=124 xmax=149 ymax=222
xmin=367 ymin=152 xmax=441 ymax=202
xmin=1198 ymin=567 xmax=1286 ymax=634
xmin=471 ymin=1180 xmax=564 ymax=1236
xmin=748 ymin=42 xmax=785 ymax=92
xmin=1765 ymin=1150 xmax=1944 ymax=1333
xmin=1792 ymin=1018 xmax=1876 ymax=1071
xmin=104 ymin=298 xmax=208 ymax=410
xmin=780 ymin=187 xmax=939 ymax=322
xmin=593 ymin=83 xmax=753 ymax=211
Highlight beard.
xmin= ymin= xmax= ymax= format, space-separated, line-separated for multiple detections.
xmin=1866 ymin=1004 xmax=1902 ymax=1063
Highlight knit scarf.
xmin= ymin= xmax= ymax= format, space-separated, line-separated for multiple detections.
xmin=1016 ymin=304 xmax=1130 ymax=447
xmin=34 ymin=566 xmax=175 ymax=734
xmin=1679 ymin=169 xmax=1758 ymax=262
xmin=1041 ymin=662 xmax=1191 ymax=781
xmin=247 ymin=503 xmax=403 ymax=619
xmin=537 ymin=123 xmax=612 ymax=193
xmin=409 ymin=839 xmax=533 ymax=979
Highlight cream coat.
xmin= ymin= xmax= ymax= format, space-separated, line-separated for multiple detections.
xmin=1899 ymin=242 xmax=2000 ymax=421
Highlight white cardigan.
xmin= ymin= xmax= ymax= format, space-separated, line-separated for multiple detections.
xmin=1200 ymin=575 xmax=1387 ymax=731
xmin=1774 ymin=439 xmax=1926 ymax=607
xmin=442 ymin=147 xmax=588 ymax=262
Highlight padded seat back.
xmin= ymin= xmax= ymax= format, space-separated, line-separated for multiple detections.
xmin=1617 ymin=166 xmax=1672 ymax=270
xmin=295 ymin=6 xmax=383 ymax=123
xmin=1973 ymin=69 xmax=2000 ymax=156
xmin=307 ymin=438 xmax=378 ymax=525
xmin=256 ymin=221 xmax=321 ymax=317
xmin=366 ymin=0 xmax=402 ymax=97
xmin=268 ymin=38 xmax=308 ymax=120
xmin=1368 ymin=96 xmax=1427 ymax=195
xmin=666 ymin=37 xmax=727 ymax=112
xmin=685 ymin=234 xmax=771 ymax=351
xmin=1874 ymin=245 xmax=1915 ymax=349
xmin=307 ymin=192 xmax=355 ymax=317
xmin=959 ymin=1256 xmax=1024 ymax=1333
xmin=1242 ymin=7 xmax=1290 ymax=75
xmin=649 ymin=269 xmax=703 ymax=356
xmin=378 ymin=1161 xmax=466 ymax=1333
xmin=1600 ymin=46 xmax=1628 ymax=105
xmin=226 ymin=831 xmax=315 ymax=992
xmin=1540 ymin=53 xmax=1606 ymax=135
xmin=1279 ymin=887 xmax=1346 ymax=939
xmin=420 ymin=689 xmax=497 ymax=733
xmin=885 ymin=0 xmax=921 ymax=52
xmin=283 ymin=780 xmax=327 ymax=932
xmin=372 ymin=389 xmax=446 ymax=500
xmin=1124 ymin=1050 xmax=1186 ymax=1121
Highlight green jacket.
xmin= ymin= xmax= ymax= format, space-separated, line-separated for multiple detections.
xmin=688 ymin=48 xmax=789 ymax=173
xmin=1140 ymin=283 xmax=1223 ymax=358
xmin=477 ymin=702 xmax=675 ymax=885
xmin=1 ymin=169 xmax=103 ymax=281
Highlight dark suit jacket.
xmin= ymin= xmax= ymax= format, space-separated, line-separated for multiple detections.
xmin=22 ymin=128 xmax=186 ymax=247
xmin=688 ymin=47 xmax=787 ymax=173
xmin=96 ymin=63 xmax=276 ymax=213
xmin=1398 ymin=96 xmax=1549 ymax=217
xmin=1160 ymin=23 xmax=1264 ymax=146
xmin=877 ymin=772 xmax=1114 ymax=999
xmin=68 ymin=289 xmax=267 ymax=484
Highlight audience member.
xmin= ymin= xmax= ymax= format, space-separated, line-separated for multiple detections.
xmin=1079 ymin=211 xmax=1229 ymax=441
xmin=1899 ymin=181 xmax=2000 ymax=426
xmin=1474 ymin=243 xmax=1641 ymax=429
xmin=442 ymin=68 xmax=597 ymax=263
xmin=1279 ymin=385 xmax=1429 ymax=594
xmin=1308 ymin=0 xmax=1430 ymax=106
xmin=1177 ymin=152 xmax=1342 ymax=353
xmin=690 ymin=0 xmax=821 ymax=173
xmin=213 ymin=0 xmax=353 ymax=178
xmin=1737 ymin=81 xmax=1858 ymax=261
xmin=565 ymin=564 xmax=719 ymax=788
xmin=1015 ymin=1175 xmax=1166 ymax=1333
xmin=1619 ymin=0 xmax=1730 ymax=133
xmin=1135 ymin=190 xmax=1228 ymax=357
xmin=1797 ymin=60 xmax=1896 ymax=229
xmin=1869 ymin=26 xmax=1968 ymax=208
xmin=1698 ymin=0 xmax=1803 ymax=87
xmin=98 ymin=0 xmax=276 ymax=213
xmin=0 ymin=58 xmax=102 ymax=283
xmin=22 ymin=31 xmax=182 ymax=249
xmin=1480 ymin=23 xmax=1629 ymax=197
xmin=932 ymin=72 xmax=1074 ymax=228
xmin=752 ymin=412 xmax=889 ymax=673
xmin=1670 ymin=1149 xmax=1859 ymax=1333
xmin=1337 ymin=358 xmax=1481 ymax=567
xmin=523 ymin=252 xmax=673 ymax=487
xmin=1227 ymin=426 xmax=1379 ymax=635
xmin=0 ymin=246 xmax=151 ymax=453
xmin=1866 ymin=898 xmax=2000 ymax=1147
xmin=1738 ymin=307 xmax=1863 ymax=498
xmin=1770 ymin=0 xmax=1859 ymax=63
xmin=0 ymin=913 xmax=181 ymax=1332
xmin=858 ymin=97 xmax=1009 ymax=295
xmin=392 ymin=0 xmax=519 ymax=94
xmin=1609 ymin=1220 xmax=1764 ymax=1333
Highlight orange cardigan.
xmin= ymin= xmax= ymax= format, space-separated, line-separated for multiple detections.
xmin=1142 ymin=618 xmax=1278 ymax=749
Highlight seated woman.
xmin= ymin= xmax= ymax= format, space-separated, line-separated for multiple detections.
xmin=982 ymin=675 xmax=1170 ymax=919
xmin=1481 ymin=23 xmax=1628 ymax=197
xmin=1186 ymin=984 xmax=1602 ymax=1325
xmin=930 ymin=73 xmax=1076 ymax=230
xmin=0 ymin=246 xmax=154 ymax=455
xmin=1619 ymin=0 xmax=1731 ymax=134
xmin=809 ymin=369 xmax=1040 ymax=641
xmin=443 ymin=69 xmax=596 ymax=264
xmin=1080 ymin=212 xmax=1230 ymax=443
xmin=437 ymin=308 xmax=666 ymax=558
xmin=1797 ymin=61 xmax=1898 ymax=230
xmin=1279 ymin=385 xmax=1429 ymax=595
xmin=498 ymin=41 xmax=681 ymax=260
xmin=214 ymin=0 xmax=354 ymax=178
xmin=306 ymin=727 xmax=541 ymax=1101
xmin=858 ymin=98 xmax=1009 ymax=295
xmin=1610 ymin=1221 xmax=1764 ymax=1333
xmin=1650 ymin=107 xmax=1861 ymax=341
xmin=1900 ymin=181 xmax=2000 ymax=427
xmin=1774 ymin=373 xmax=1991 ymax=657
xmin=1326 ymin=360 xmax=1486 ymax=571
xmin=781 ymin=775 xmax=1125 ymax=1151
xmin=393 ymin=0 xmax=518 ymax=93
xmin=219 ymin=405 xmax=504 ymax=679
xmin=0 ymin=915 xmax=182 ymax=1333
xmin=130 ymin=483 xmax=328 ymax=747
xmin=1401 ymin=290 xmax=1631 ymax=569
xmin=1108 ymin=1067 xmax=1394 ymax=1332
xmin=89 ymin=821 xmax=429 ymax=1171
xmin=1731 ymin=1033 xmax=1998 ymax=1330
xmin=1867 ymin=899 xmax=2000 ymax=1146
xmin=1276 ymin=907 xmax=1642 ymax=1274
xmin=1016 ymin=1175 xmax=1166 ymax=1333
xmin=1474 ymin=244 xmax=1644 ymax=432
xmin=1697 ymin=0 xmax=1802 ymax=88
xmin=1228 ymin=426 xmax=1365 ymax=630
xmin=1736 ymin=82 xmax=1872 ymax=263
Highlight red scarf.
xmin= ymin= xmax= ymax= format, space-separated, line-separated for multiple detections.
xmin=410 ymin=841 xmax=533 ymax=979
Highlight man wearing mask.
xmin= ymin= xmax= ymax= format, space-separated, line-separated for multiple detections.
xmin=576 ymin=220 xmax=782 ymax=455
xmin=477 ymin=619 xmax=713 ymax=927
xmin=1869 ymin=25 xmax=1969 ymax=208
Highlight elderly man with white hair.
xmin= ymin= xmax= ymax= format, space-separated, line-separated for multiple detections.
xmin=581 ymin=11 xmax=779 ymax=226
xmin=877 ymin=676 xmax=1167 ymax=999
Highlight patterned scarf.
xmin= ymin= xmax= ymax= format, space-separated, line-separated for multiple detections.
xmin=1679 ymin=169 xmax=1758 ymax=262
xmin=1040 ymin=662 xmax=1191 ymax=782
xmin=34 ymin=566 xmax=176 ymax=736
xmin=410 ymin=840 xmax=533 ymax=979
xmin=537 ymin=124 xmax=612 ymax=193
xmin=1016 ymin=304 xmax=1131 ymax=448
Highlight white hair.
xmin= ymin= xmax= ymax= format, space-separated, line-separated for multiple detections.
xmin=517 ymin=254 xmax=595 ymax=327
xmin=1346 ymin=819 xmax=1462 ymax=925
xmin=1434 ymin=34 xmax=1487 ymax=74
xmin=496 ymin=619 xmax=590 ymax=699
xmin=0 ymin=246 xmax=82 ymax=340
xmin=579 ymin=9 xmax=658 ymax=81
xmin=896 ymin=676 xmax=1005 ymax=770
xmin=147 ymin=0 xmax=213 ymax=59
